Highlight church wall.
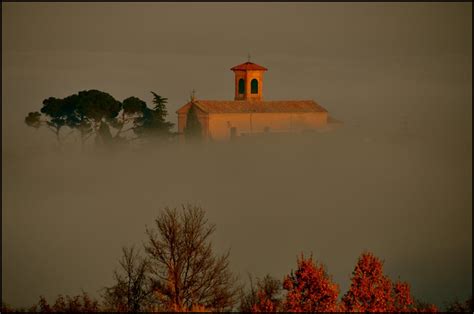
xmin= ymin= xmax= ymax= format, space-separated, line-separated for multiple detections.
xmin=207 ymin=112 xmax=328 ymax=141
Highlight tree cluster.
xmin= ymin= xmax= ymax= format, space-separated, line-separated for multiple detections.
xmin=1 ymin=292 xmax=100 ymax=313
xmin=3 ymin=205 xmax=239 ymax=313
xmin=241 ymin=252 xmax=441 ymax=313
xmin=2 ymin=206 xmax=472 ymax=312
xmin=24 ymin=90 xmax=175 ymax=149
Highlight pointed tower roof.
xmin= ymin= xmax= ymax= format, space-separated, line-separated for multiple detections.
xmin=230 ymin=62 xmax=268 ymax=71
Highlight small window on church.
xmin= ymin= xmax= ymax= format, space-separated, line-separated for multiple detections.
xmin=251 ymin=79 xmax=258 ymax=94
xmin=238 ymin=79 xmax=245 ymax=94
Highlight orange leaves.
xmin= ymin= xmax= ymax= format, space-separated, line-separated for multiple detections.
xmin=393 ymin=280 xmax=415 ymax=312
xmin=342 ymin=252 xmax=393 ymax=312
xmin=283 ymin=254 xmax=340 ymax=312
xmin=244 ymin=275 xmax=282 ymax=312
xmin=342 ymin=251 xmax=438 ymax=313
xmin=250 ymin=251 xmax=439 ymax=313
xmin=277 ymin=251 xmax=437 ymax=313
xmin=7 ymin=250 xmax=441 ymax=313
xmin=251 ymin=291 xmax=279 ymax=313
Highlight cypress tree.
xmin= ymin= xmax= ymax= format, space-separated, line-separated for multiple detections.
xmin=184 ymin=104 xmax=202 ymax=142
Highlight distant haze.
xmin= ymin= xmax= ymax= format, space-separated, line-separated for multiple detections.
xmin=2 ymin=2 xmax=472 ymax=309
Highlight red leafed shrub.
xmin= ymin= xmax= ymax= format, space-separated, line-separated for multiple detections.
xmin=392 ymin=280 xmax=438 ymax=312
xmin=392 ymin=280 xmax=415 ymax=312
xmin=251 ymin=290 xmax=279 ymax=312
xmin=283 ymin=253 xmax=340 ymax=312
xmin=239 ymin=274 xmax=282 ymax=312
xmin=342 ymin=251 xmax=394 ymax=312
xmin=342 ymin=251 xmax=438 ymax=312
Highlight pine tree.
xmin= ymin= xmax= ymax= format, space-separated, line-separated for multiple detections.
xmin=133 ymin=92 xmax=174 ymax=139
xmin=150 ymin=92 xmax=169 ymax=120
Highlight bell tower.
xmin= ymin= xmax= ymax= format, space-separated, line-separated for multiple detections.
xmin=230 ymin=58 xmax=268 ymax=101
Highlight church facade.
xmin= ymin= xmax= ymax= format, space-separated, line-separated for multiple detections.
xmin=176 ymin=61 xmax=340 ymax=141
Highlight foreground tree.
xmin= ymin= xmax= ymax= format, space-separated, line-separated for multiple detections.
xmin=239 ymin=274 xmax=282 ymax=312
xmin=414 ymin=299 xmax=439 ymax=312
xmin=392 ymin=280 xmax=416 ymax=312
xmin=446 ymin=296 xmax=473 ymax=312
xmin=102 ymin=246 xmax=154 ymax=312
xmin=30 ymin=292 xmax=100 ymax=312
xmin=144 ymin=205 xmax=239 ymax=311
xmin=392 ymin=280 xmax=438 ymax=312
xmin=342 ymin=252 xmax=394 ymax=312
xmin=283 ymin=253 xmax=340 ymax=312
xmin=1 ymin=301 xmax=18 ymax=313
xmin=342 ymin=251 xmax=438 ymax=312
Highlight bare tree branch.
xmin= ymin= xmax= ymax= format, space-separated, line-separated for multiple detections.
xmin=144 ymin=205 xmax=239 ymax=311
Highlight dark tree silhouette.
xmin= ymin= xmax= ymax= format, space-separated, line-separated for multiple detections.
xmin=184 ymin=104 xmax=203 ymax=142
xmin=24 ymin=90 xmax=120 ymax=147
xmin=39 ymin=97 xmax=69 ymax=143
xmin=71 ymin=90 xmax=122 ymax=146
xmin=24 ymin=112 xmax=42 ymax=129
xmin=76 ymin=90 xmax=121 ymax=123
xmin=150 ymin=92 xmax=169 ymax=118
xmin=122 ymin=97 xmax=147 ymax=116
xmin=144 ymin=205 xmax=239 ymax=311
xmin=133 ymin=92 xmax=174 ymax=139
xmin=24 ymin=90 xmax=175 ymax=148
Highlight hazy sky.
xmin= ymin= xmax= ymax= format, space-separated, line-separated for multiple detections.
xmin=2 ymin=2 xmax=472 ymax=309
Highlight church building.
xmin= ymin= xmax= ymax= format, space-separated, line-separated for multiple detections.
xmin=176 ymin=60 xmax=340 ymax=141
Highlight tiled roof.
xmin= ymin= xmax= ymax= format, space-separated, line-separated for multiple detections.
xmin=177 ymin=100 xmax=327 ymax=114
xmin=230 ymin=62 xmax=268 ymax=71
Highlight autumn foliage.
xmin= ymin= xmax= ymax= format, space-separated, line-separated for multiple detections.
xmin=342 ymin=251 xmax=438 ymax=312
xmin=2 ymin=249 xmax=443 ymax=313
xmin=237 ymin=251 xmax=439 ymax=313
xmin=283 ymin=254 xmax=340 ymax=312
xmin=246 ymin=275 xmax=282 ymax=312
xmin=342 ymin=251 xmax=393 ymax=312
xmin=2 ymin=203 xmax=447 ymax=313
xmin=392 ymin=280 xmax=415 ymax=312
xmin=252 ymin=288 xmax=280 ymax=312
